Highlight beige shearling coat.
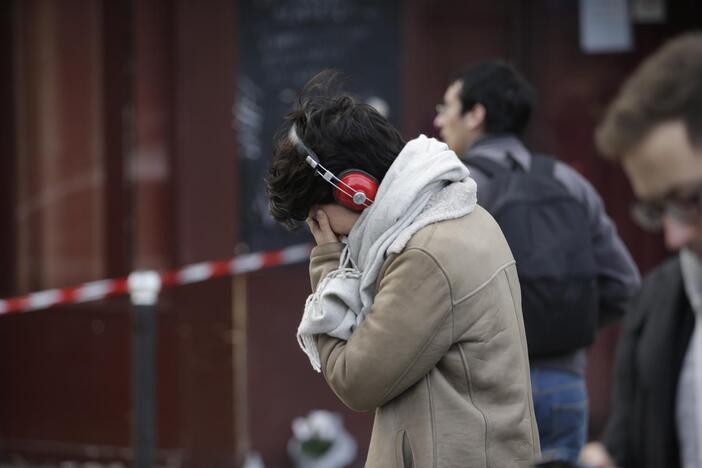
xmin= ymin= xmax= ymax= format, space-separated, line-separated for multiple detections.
xmin=310 ymin=206 xmax=540 ymax=468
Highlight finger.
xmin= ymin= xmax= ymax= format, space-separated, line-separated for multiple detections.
xmin=307 ymin=217 xmax=327 ymax=241
xmin=306 ymin=217 xmax=320 ymax=234
xmin=315 ymin=209 xmax=333 ymax=233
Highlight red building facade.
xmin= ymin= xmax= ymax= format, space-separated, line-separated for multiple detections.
xmin=0 ymin=1 xmax=699 ymax=466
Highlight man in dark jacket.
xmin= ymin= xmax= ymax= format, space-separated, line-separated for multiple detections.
xmin=580 ymin=33 xmax=702 ymax=468
xmin=434 ymin=60 xmax=640 ymax=465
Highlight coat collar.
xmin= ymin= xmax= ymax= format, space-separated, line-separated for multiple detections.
xmin=464 ymin=134 xmax=531 ymax=171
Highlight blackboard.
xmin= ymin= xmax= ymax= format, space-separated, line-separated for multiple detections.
xmin=235 ymin=0 xmax=401 ymax=254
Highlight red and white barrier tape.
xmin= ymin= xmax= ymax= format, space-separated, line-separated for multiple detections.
xmin=0 ymin=243 xmax=313 ymax=315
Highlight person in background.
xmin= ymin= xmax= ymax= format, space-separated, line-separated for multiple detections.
xmin=265 ymin=71 xmax=540 ymax=467
xmin=434 ymin=60 xmax=640 ymax=465
xmin=579 ymin=32 xmax=702 ymax=468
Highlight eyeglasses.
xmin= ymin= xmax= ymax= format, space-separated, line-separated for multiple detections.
xmin=630 ymin=186 xmax=702 ymax=232
xmin=436 ymin=102 xmax=464 ymax=117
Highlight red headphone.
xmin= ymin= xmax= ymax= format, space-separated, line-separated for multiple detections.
xmin=333 ymin=169 xmax=379 ymax=211
xmin=289 ymin=125 xmax=379 ymax=212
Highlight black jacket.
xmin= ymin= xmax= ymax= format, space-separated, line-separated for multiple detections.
xmin=603 ymin=256 xmax=694 ymax=468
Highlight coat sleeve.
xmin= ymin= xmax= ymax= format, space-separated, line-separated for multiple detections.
xmin=553 ymin=162 xmax=641 ymax=326
xmin=309 ymin=242 xmax=345 ymax=291
xmin=313 ymin=247 xmax=453 ymax=412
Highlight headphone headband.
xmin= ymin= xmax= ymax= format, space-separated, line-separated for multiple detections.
xmin=289 ymin=124 xmax=375 ymax=208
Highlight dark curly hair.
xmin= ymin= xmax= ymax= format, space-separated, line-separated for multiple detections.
xmin=454 ymin=60 xmax=536 ymax=136
xmin=265 ymin=70 xmax=405 ymax=229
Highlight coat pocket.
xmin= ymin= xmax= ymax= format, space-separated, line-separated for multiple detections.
xmin=395 ymin=429 xmax=415 ymax=468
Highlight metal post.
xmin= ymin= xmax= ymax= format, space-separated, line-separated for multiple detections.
xmin=128 ymin=271 xmax=161 ymax=468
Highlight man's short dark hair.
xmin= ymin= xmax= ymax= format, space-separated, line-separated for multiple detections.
xmin=596 ymin=32 xmax=702 ymax=160
xmin=265 ymin=70 xmax=406 ymax=229
xmin=454 ymin=60 xmax=536 ymax=136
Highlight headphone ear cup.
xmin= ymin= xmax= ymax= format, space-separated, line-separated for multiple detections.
xmin=334 ymin=170 xmax=379 ymax=212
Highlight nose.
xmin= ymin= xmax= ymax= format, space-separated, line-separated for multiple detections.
xmin=433 ymin=113 xmax=443 ymax=130
xmin=662 ymin=214 xmax=698 ymax=250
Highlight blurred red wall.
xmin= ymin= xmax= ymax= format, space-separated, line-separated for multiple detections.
xmin=0 ymin=1 xmax=700 ymax=467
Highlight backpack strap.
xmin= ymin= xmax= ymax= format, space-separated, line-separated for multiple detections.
xmin=467 ymin=155 xmax=512 ymax=178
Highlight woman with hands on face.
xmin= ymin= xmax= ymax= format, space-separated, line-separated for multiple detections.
xmin=264 ymin=70 xmax=540 ymax=468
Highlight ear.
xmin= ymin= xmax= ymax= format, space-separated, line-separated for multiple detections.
xmin=463 ymin=103 xmax=486 ymax=131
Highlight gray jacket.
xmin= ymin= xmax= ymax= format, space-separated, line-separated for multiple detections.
xmin=465 ymin=135 xmax=641 ymax=371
